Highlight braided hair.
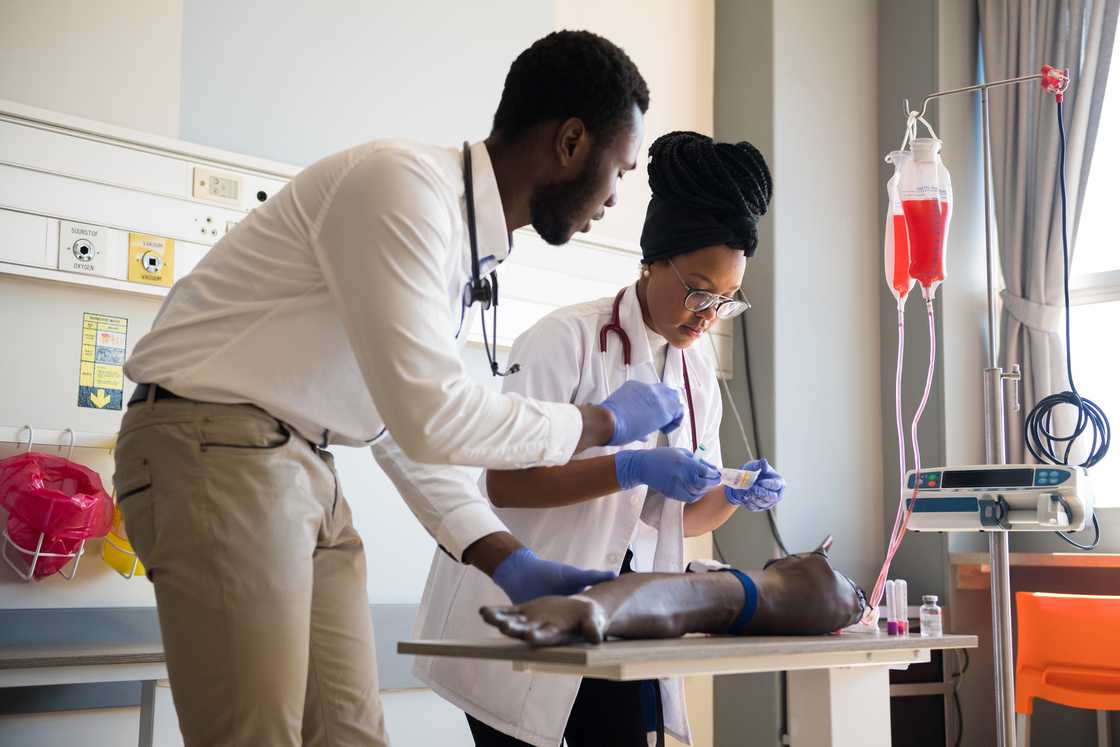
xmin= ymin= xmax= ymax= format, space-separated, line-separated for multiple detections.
xmin=640 ymin=131 xmax=772 ymax=261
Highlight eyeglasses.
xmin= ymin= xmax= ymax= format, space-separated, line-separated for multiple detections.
xmin=666 ymin=259 xmax=750 ymax=319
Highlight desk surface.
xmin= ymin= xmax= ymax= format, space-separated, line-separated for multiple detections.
xmin=950 ymin=552 xmax=1120 ymax=569
xmin=399 ymin=630 xmax=977 ymax=680
xmin=0 ymin=644 xmax=165 ymax=670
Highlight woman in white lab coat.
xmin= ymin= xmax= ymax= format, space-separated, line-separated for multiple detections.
xmin=413 ymin=132 xmax=785 ymax=747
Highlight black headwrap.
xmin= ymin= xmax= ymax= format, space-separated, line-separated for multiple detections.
xmin=639 ymin=131 xmax=772 ymax=262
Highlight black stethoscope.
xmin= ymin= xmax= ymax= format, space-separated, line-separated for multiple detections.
xmin=599 ymin=287 xmax=698 ymax=451
xmin=461 ymin=142 xmax=519 ymax=377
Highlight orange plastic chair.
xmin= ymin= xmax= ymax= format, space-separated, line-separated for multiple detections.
xmin=1015 ymin=592 xmax=1120 ymax=747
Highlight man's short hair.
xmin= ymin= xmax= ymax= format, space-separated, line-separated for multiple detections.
xmin=492 ymin=30 xmax=649 ymax=143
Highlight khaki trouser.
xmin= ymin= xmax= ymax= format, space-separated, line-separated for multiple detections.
xmin=114 ymin=394 xmax=388 ymax=747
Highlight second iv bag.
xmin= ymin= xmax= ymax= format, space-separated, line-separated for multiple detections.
xmin=884 ymin=151 xmax=914 ymax=304
xmin=899 ymin=138 xmax=952 ymax=298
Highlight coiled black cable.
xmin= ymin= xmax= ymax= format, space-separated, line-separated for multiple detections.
xmin=739 ymin=312 xmax=789 ymax=557
xmin=1022 ymin=98 xmax=1110 ymax=550
xmin=953 ymin=649 xmax=969 ymax=747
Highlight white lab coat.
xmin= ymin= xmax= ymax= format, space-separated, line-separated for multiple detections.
xmin=412 ymin=284 xmax=724 ymax=747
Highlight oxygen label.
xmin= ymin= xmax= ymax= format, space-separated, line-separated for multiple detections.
xmin=78 ymin=312 xmax=128 ymax=410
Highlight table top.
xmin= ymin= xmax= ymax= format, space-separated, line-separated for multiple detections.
xmin=0 ymin=644 xmax=165 ymax=670
xmin=950 ymin=552 xmax=1120 ymax=569
xmin=399 ymin=629 xmax=978 ymax=669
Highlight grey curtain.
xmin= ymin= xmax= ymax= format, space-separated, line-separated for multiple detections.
xmin=980 ymin=0 xmax=1119 ymax=462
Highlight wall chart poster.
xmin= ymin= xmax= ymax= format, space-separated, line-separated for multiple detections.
xmin=78 ymin=312 xmax=128 ymax=410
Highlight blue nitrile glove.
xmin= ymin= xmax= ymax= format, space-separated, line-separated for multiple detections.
xmin=725 ymin=458 xmax=786 ymax=511
xmin=599 ymin=380 xmax=684 ymax=446
xmin=492 ymin=547 xmax=617 ymax=604
xmin=616 ymin=447 xmax=722 ymax=503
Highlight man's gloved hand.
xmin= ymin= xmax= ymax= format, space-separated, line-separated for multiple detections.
xmin=598 ymin=381 xmax=684 ymax=446
xmin=492 ymin=547 xmax=616 ymax=604
xmin=725 ymin=458 xmax=786 ymax=511
xmin=615 ymin=447 xmax=721 ymax=503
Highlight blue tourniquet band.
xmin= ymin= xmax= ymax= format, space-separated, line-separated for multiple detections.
xmin=721 ymin=568 xmax=758 ymax=635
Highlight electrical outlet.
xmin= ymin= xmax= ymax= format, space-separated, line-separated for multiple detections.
xmin=192 ymin=166 xmax=243 ymax=208
xmin=58 ymin=220 xmax=110 ymax=276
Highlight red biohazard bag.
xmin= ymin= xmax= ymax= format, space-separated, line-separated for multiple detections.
xmin=0 ymin=452 xmax=113 ymax=578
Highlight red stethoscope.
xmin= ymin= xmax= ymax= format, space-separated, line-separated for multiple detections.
xmin=598 ymin=287 xmax=698 ymax=451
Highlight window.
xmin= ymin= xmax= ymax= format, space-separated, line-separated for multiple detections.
xmin=1070 ymin=32 xmax=1120 ymax=505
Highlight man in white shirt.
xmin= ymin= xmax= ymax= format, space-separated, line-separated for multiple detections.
xmin=113 ymin=30 xmax=681 ymax=747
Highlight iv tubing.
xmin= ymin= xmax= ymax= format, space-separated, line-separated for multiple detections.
xmin=868 ymin=300 xmax=937 ymax=616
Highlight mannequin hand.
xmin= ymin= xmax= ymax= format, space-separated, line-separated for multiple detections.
xmin=481 ymin=595 xmax=609 ymax=646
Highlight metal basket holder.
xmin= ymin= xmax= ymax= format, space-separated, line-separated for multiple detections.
xmin=102 ymin=530 xmax=143 ymax=579
xmin=1 ymin=425 xmax=93 ymax=582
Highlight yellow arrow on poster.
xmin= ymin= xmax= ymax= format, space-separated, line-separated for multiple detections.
xmin=90 ymin=389 xmax=112 ymax=408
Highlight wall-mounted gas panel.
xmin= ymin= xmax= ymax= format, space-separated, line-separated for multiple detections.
xmin=0 ymin=100 xmax=734 ymax=376
xmin=0 ymin=100 xmax=297 ymax=296
xmin=0 ymin=207 xmax=212 ymax=295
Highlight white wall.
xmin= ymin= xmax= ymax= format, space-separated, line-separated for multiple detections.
xmin=770 ymin=0 xmax=883 ymax=584
xmin=0 ymin=279 xmax=163 ymax=609
xmin=0 ymin=0 xmax=183 ymax=137
xmin=711 ymin=4 xmax=784 ymax=743
xmin=179 ymin=0 xmax=551 ymax=165
xmin=553 ymin=0 xmax=714 ymax=250
xmin=712 ymin=2 xmax=882 ymax=744
xmin=0 ymin=1 xmax=716 ymax=745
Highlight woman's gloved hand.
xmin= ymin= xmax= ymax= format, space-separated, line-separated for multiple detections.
xmin=599 ymin=381 xmax=684 ymax=445
xmin=615 ymin=447 xmax=721 ymax=503
xmin=725 ymin=458 xmax=785 ymax=511
xmin=492 ymin=547 xmax=616 ymax=604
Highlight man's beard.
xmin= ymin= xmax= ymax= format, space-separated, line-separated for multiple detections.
xmin=529 ymin=151 xmax=603 ymax=245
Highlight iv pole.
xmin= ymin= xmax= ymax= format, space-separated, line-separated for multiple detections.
xmin=910 ymin=68 xmax=1067 ymax=747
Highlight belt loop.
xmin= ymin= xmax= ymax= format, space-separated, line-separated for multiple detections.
xmin=145 ymin=383 xmax=158 ymax=410
xmin=319 ymin=430 xmax=330 ymax=450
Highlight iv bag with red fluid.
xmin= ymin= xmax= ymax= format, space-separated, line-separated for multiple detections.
xmin=899 ymin=138 xmax=952 ymax=297
xmin=884 ymin=151 xmax=914 ymax=304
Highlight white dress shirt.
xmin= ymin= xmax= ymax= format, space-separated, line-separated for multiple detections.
xmin=125 ymin=139 xmax=583 ymax=558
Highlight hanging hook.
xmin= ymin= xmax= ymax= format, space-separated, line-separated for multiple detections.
xmin=19 ymin=425 xmax=34 ymax=452
xmin=60 ymin=428 xmax=76 ymax=460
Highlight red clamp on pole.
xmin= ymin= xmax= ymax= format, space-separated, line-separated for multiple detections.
xmin=1041 ymin=64 xmax=1070 ymax=102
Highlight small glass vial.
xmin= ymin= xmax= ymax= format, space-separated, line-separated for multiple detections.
xmin=919 ymin=595 xmax=943 ymax=637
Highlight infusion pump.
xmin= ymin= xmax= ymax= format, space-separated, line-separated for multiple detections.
xmin=904 ymin=464 xmax=1094 ymax=533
